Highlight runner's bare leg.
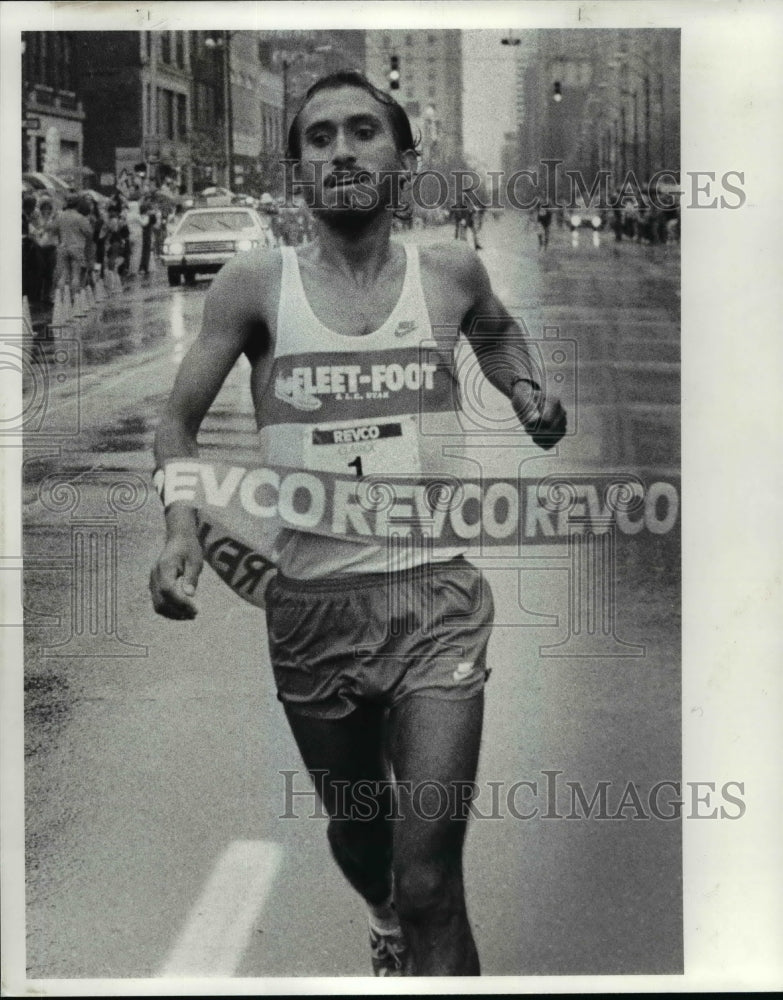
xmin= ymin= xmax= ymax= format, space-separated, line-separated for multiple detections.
xmin=283 ymin=702 xmax=395 ymax=908
xmin=388 ymin=692 xmax=484 ymax=975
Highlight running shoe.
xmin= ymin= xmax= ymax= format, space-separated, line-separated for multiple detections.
xmin=369 ymin=920 xmax=410 ymax=976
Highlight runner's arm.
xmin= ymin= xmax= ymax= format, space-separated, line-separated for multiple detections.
xmin=460 ymin=251 xmax=567 ymax=448
xmin=150 ymin=255 xmax=271 ymax=618
xmin=153 ymin=257 xmax=266 ymax=468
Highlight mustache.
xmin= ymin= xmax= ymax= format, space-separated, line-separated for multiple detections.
xmin=324 ymin=170 xmax=374 ymax=189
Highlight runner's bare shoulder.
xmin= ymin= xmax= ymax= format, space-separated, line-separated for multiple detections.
xmin=203 ymin=247 xmax=283 ymax=353
xmin=418 ymin=241 xmax=487 ymax=297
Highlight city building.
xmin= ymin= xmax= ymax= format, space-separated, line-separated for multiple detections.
xmin=189 ymin=31 xmax=227 ymax=191
xmin=222 ymin=31 xmax=284 ymax=194
xmin=190 ymin=30 xmax=287 ymax=194
xmin=22 ymin=31 xmax=86 ymax=185
xmin=364 ymin=30 xmax=464 ymax=167
xmin=257 ymin=30 xmax=366 ymax=139
xmin=509 ymin=32 xmax=539 ymax=174
xmin=74 ymin=30 xmax=289 ymax=197
xmin=512 ymin=29 xmax=680 ymax=198
xmin=75 ymin=31 xmax=192 ymax=194
xmin=33 ymin=29 xmax=370 ymax=199
xmin=500 ymin=130 xmax=520 ymax=198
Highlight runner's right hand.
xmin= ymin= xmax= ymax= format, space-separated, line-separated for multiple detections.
xmin=149 ymin=535 xmax=203 ymax=620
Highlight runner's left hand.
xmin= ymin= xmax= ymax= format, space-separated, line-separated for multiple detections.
xmin=511 ymin=380 xmax=567 ymax=450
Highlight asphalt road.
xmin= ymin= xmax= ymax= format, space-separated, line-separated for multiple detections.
xmin=21 ymin=212 xmax=682 ymax=979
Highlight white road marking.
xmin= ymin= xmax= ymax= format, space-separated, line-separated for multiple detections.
xmin=159 ymin=840 xmax=283 ymax=978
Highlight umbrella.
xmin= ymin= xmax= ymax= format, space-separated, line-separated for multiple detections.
xmin=80 ymin=188 xmax=109 ymax=204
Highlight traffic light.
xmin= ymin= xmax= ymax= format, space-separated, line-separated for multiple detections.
xmin=553 ymin=81 xmax=563 ymax=103
xmin=389 ymin=54 xmax=400 ymax=90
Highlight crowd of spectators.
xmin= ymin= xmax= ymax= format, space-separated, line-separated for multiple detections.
xmin=22 ymin=185 xmax=176 ymax=312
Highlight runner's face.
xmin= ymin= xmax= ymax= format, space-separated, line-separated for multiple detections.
xmin=296 ymin=87 xmax=408 ymax=216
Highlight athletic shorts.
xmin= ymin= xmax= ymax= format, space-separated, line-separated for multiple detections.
xmin=264 ymin=556 xmax=495 ymax=719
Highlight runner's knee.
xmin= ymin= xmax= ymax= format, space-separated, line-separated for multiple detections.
xmin=327 ymin=816 xmax=391 ymax=867
xmin=394 ymin=859 xmax=461 ymax=923
xmin=327 ymin=817 xmax=393 ymax=902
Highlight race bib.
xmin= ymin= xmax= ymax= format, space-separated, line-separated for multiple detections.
xmin=303 ymin=416 xmax=422 ymax=479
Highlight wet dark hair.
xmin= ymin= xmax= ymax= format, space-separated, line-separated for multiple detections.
xmin=285 ymin=70 xmax=420 ymax=163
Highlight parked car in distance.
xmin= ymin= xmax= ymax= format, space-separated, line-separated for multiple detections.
xmin=161 ymin=206 xmax=274 ymax=285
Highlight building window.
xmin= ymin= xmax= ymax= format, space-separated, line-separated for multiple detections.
xmin=35 ymin=135 xmax=46 ymax=172
xmin=406 ymin=100 xmax=420 ymax=116
xmin=31 ymin=33 xmax=42 ymax=85
xmin=62 ymin=34 xmax=73 ymax=90
xmin=175 ymin=32 xmax=185 ymax=68
xmin=37 ymin=32 xmax=48 ymax=86
xmin=59 ymin=139 xmax=78 ymax=169
xmin=405 ymin=34 xmax=413 ymax=47
xmin=160 ymin=32 xmax=171 ymax=64
xmin=258 ymin=39 xmax=272 ymax=66
xmin=49 ymin=34 xmax=61 ymax=89
xmin=196 ymin=82 xmax=216 ymax=124
xmin=158 ymin=88 xmax=175 ymax=139
xmin=177 ymin=93 xmax=187 ymax=138
xmin=167 ymin=91 xmax=175 ymax=139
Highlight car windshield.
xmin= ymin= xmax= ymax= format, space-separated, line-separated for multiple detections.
xmin=176 ymin=211 xmax=255 ymax=234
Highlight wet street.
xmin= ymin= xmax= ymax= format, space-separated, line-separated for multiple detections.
xmin=21 ymin=212 xmax=682 ymax=980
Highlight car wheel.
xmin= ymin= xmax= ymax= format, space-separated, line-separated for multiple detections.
xmin=167 ymin=267 xmax=181 ymax=287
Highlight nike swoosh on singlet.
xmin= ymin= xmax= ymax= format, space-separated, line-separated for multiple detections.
xmin=393 ymin=320 xmax=418 ymax=338
xmin=274 ymin=374 xmax=322 ymax=411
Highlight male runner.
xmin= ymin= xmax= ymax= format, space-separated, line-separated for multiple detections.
xmin=452 ymin=196 xmax=483 ymax=250
xmin=150 ymin=71 xmax=566 ymax=977
xmin=536 ymin=201 xmax=553 ymax=249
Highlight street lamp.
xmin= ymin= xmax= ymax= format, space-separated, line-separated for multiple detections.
xmin=205 ymin=31 xmax=234 ymax=189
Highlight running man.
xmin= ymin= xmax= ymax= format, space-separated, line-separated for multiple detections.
xmin=536 ymin=201 xmax=553 ymax=249
xmin=452 ymin=196 xmax=483 ymax=250
xmin=150 ymin=71 xmax=566 ymax=977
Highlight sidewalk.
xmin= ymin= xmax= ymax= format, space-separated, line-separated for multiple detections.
xmin=27 ymin=266 xmax=167 ymax=336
